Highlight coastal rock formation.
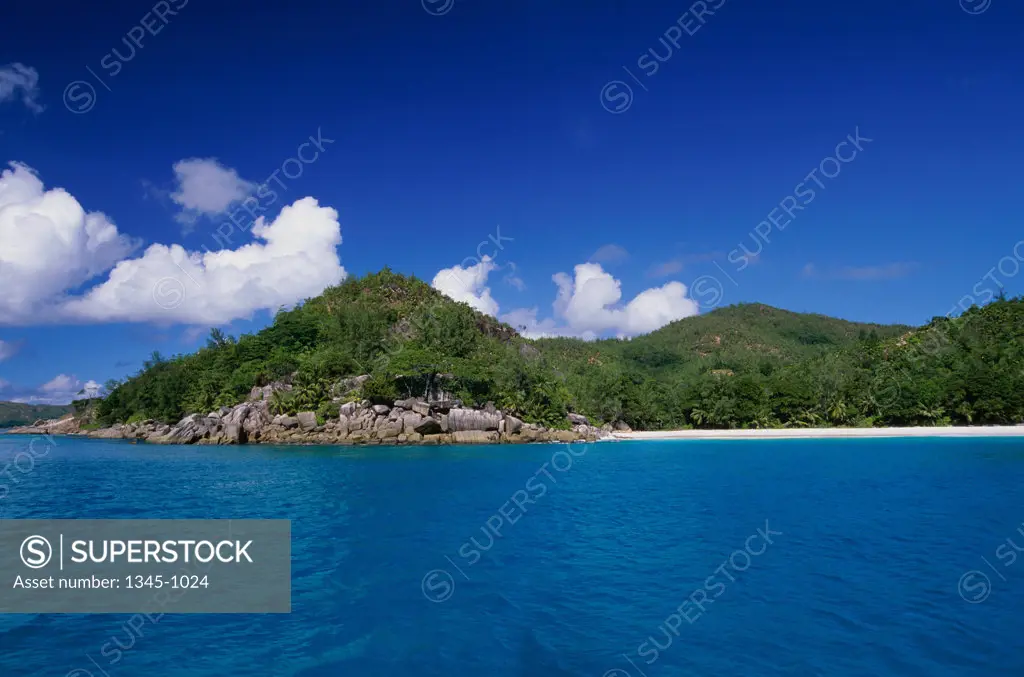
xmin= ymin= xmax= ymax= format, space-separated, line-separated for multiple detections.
xmin=448 ymin=408 xmax=500 ymax=432
xmin=568 ymin=412 xmax=590 ymax=426
xmin=9 ymin=396 xmax=613 ymax=447
xmin=12 ymin=414 xmax=81 ymax=435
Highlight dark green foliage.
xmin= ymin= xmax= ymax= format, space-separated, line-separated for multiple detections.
xmin=0 ymin=402 xmax=73 ymax=427
xmin=94 ymin=271 xmax=1024 ymax=431
xmin=533 ymin=299 xmax=1024 ymax=430
xmin=360 ymin=373 xmax=400 ymax=405
xmin=95 ymin=270 xmax=575 ymax=428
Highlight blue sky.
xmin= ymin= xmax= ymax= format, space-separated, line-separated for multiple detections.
xmin=1 ymin=0 xmax=1022 ymax=403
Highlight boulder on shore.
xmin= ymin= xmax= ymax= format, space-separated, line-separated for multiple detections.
xmin=413 ymin=416 xmax=443 ymax=435
xmin=568 ymin=412 xmax=590 ymax=426
xmin=296 ymin=412 xmax=317 ymax=431
xmin=12 ymin=386 xmax=615 ymax=448
xmin=448 ymin=408 xmax=501 ymax=432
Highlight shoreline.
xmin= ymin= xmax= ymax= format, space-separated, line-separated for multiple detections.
xmin=612 ymin=425 xmax=1024 ymax=441
xmin=7 ymin=424 xmax=1024 ymax=445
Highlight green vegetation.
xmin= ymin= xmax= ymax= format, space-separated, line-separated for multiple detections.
xmin=0 ymin=402 xmax=72 ymax=428
xmin=98 ymin=270 xmax=572 ymax=428
xmin=95 ymin=269 xmax=1024 ymax=430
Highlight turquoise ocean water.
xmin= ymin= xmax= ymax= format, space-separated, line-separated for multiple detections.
xmin=1 ymin=433 xmax=1023 ymax=676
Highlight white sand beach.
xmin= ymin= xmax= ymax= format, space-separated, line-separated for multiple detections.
xmin=613 ymin=425 xmax=1024 ymax=441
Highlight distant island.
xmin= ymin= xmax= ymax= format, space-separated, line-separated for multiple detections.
xmin=8 ymin=269 xmax=1024 ymax=445
xmin=0 ymin=402 xmax=72 ymax=428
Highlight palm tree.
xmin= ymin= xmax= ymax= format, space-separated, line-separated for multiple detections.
xmin=917 ymin=404 xmax=946 ymax=425
xmin=269 ymin=390 xmax=295 ymax=416
xmin=690 ymin=406 xmax=709 ymax=427
xmin=790 ymin=409 xmax=823 ymax=428
xmin=827 ymin=399 xmax=848 ymax=425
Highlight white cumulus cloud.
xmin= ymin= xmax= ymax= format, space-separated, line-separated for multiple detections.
xmin=0 ymin=163 xmax=348 ymax=327
xmin=0 ymin=162 xmax=137 ymax=324
xmin=431 ymin=256 xmax=701 ymax=339
xmin=431 ymin=256 xmax=500 ymax=316
xmin=503 ymin=262 xmax=700 ymax=339
xmin=39 ymin=374 xmax=101 ymax=400
xmin=170 ymin=158 xmax=255 ymax=228
xmin=0 ymin=63 xmax=43 ymax=113
xmin=0 ymin=374 xmax=101 ymax=405
xmin=551 ymin=263 xmax=699 ymax=337
xmin=61 ymin=197 xmax=347 ymax=325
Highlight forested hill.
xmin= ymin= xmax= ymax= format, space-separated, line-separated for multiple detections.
xmin=536 ymin=303 xmax=910 ymax=380
xmin=0 ymin=402 xmax=72 ymax=428
xmin=95 ymin=270 xmax=1024 ymax=431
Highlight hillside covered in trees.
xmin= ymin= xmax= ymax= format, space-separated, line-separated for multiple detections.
xmin=0 ymin=402 xmax=72 ymax=428
xmin=95 ymin=270 xmax=1024 ymax=431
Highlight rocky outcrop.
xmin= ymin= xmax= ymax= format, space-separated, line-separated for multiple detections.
xmin=413 ymin=416 xmax=443 ymax=435
xmin=296 ymin=412 xmax=318 ymax=431
xmin=453 ymin=430 xmax=499 ymax=444
xmin=333 ymin=374 xmax=371 ymax=399
xmin=568 ymin=412 xmax=590 ymax=426
xmin=8 ymin=414 xmax=81 ymax=435
xmin=9 ymin=396 xmax=614 ymax=447
xmin=505 ymin=415 xmax=524 ymax=434
xmin=448 ymin=408 xmax=501 ymax=432
xmin=248 ymin=382 xmax=292 ymax=402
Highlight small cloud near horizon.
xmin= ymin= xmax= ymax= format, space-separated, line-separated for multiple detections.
xmin=802 ymin=262 xmax=918 ymax=281
xmin=0 ymin=373 xmax=102 ymax=405
xmin=647 ymin=251 xmax=733 ymax=278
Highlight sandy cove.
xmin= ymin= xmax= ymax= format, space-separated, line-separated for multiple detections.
xmin=612 ymin=426 xmax=1024 ymax=441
